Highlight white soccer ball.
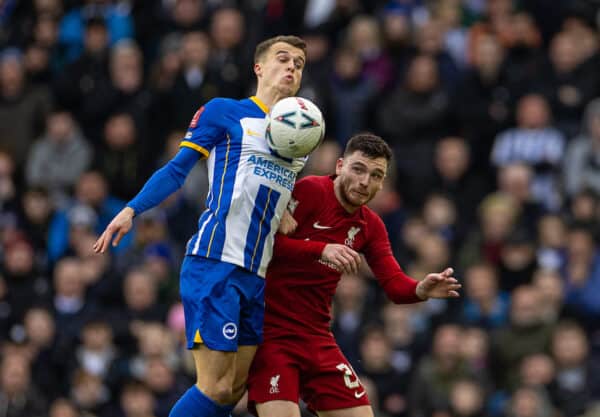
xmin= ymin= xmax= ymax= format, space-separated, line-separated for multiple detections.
xmin=266 ymin=96 xmax=325 ymax=159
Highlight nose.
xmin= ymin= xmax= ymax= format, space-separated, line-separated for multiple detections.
xmin=358 ymin=173 xmax=369 ymax=187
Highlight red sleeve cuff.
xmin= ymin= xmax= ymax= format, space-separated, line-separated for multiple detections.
xmin=381 ymin=275 xmax=422 ymax=304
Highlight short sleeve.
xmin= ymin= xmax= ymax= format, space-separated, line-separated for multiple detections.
xmin=180 ymin=98 xmax=227 ymax=158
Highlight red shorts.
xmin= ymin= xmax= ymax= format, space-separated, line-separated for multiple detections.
xmin=247 ymin=336 xmax=370 ymax=415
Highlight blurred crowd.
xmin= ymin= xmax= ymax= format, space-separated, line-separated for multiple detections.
xmin=1 ymin=0 xmax=600 ymax=416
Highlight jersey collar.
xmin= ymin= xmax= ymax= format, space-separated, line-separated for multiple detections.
xmin=250 ymin=96 xmax=270 ymax=114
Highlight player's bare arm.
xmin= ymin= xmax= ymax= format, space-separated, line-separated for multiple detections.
xmin=93 ymin=206 xmax=135 ymax=253
xmin=415 ymin=267 xmax=462 ymax=300
xmin=278 ymin=209 xmax=298 ymax=235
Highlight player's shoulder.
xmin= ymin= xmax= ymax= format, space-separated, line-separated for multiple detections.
xmin=196 ymin=97 xmax=248 ymax=127
xmin=297 ymin=175 xmax=331 ymax=185
xmin=207 ymin=97 xmax=266 ymax=116
xmin=204 ymin=97 xmax=237 ymax=111
xmin=295 ymin=175 xmax=331 ymax=192
xmin=359 ymin=204 xmax=386 ymax=229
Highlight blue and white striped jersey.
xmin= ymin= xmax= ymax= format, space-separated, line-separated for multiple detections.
xmin=181 ymin=96 xmax=305 ymax=277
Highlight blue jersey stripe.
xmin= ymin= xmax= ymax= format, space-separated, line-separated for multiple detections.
xmin=195 ymin=139 xmax=227 ymax=255
xmin=244 ymin=185 xmax=281 ymax=272
xmin=207 ymin=134 xmax=242 ymax=258
xmin=191 ymin=133 xmax=242 ymax=258
xmin=205 ymin=134 xmax=232 ymax=257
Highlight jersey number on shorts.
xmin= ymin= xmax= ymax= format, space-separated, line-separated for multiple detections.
xmin=336 ymin=363 xmax=360 ymax=389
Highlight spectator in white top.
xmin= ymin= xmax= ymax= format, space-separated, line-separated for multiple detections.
xmin=491 ymin=94 xmax=566 ymax=211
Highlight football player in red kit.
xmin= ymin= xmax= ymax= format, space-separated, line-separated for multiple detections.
xmin=247 ymin=133 xmax=461 ymax=417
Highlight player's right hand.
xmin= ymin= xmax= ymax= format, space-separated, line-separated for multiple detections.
xmin=321 ymin=244 xmax=361 ymax=275
xmin=93 ymin=207 xmax=135 ymax=253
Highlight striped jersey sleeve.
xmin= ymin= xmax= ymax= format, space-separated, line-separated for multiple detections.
xmin=180 ymin=98 xmax=227 ymax=158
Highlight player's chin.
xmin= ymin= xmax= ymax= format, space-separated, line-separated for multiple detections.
xmin=351 ymin=192 xmax=371 ymax=205
xmin=279 ymin=82 xmax=299 ymax=96
xmin=349 ymin=195 xmax=369 ymax=207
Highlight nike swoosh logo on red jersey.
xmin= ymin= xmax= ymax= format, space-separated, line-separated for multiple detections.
xmin=354 ymin=391 xmax=366 ymax=399
xmin=313 ymin=221 xmax=332 ymax=229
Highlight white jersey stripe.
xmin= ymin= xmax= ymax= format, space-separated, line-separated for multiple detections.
xmin=193 ymin=212 xmax=213 ymax=255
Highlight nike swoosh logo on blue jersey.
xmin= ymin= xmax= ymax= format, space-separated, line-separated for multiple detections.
xmin=313 ymin=221 xmax=332 ymax=229
xmin=246 ymin=128 xmax=261 ymax=137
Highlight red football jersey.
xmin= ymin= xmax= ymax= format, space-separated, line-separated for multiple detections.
xmin=263 ymin=175 xmax=421 ymax=339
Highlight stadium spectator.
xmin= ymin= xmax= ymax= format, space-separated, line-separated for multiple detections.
xmin=531 ymin=269 xmax=565 ymax=324
xmin=491 ymin=94 xmax=565 ymax=211
xmin=332 ymin=273 xmax=372 ymax=366
xmin=381 ymin=302 xmax=425 ymax=376
xmin=5 ymin=2 xmax=600 ymax=416
xmin=458 ymin=192 xmax=520 ymax=269
xmin=58 ymin=0 xmax=134 ymax=63
xmin=0 ymin=48 xmax=52 ymax=167
xmin=562 ymin=227 xmax=600 ymax=331
xmin=377 ymin=54 xmax=452 ymax=206
xmin=550 ymin=321 xmax=600 ymax=417
xmin=208 ymin=7 xmax=251 ymax=99
xmin=496 ymin=163 xmax=545 ymax=236
xmin=24 ymin=306 xmax=65 ymax=401
xmin=414 ymin=19 xmax=460 ymax=89
xmin=518 ymin=353 xmax=555 ymax=390
xmin=93 ymin=111 xmax=149 ymax=201
xmin=328 ymin=46 xmax=377 ymax=146
xmin=430 ymin=136 xmax=490 ymax=223
xmin=497 ymin=229 xmax=538 ymax=292
xmin=108 ymin=268 xmax=165 ymax=353
xmin=536 ymin=31 xmax=598 ymax=138
xmin=53 ymin=15 xmax=110 ymax=120
xmin=358 ymin=325 xmax=409 ymax=417
xmin=118 ymin=381 xmax=159 ymax=417
xmin=447 ymin=378 xmax=488 ymax=417
xmin=409 ymin=324 xmax=487 ymax=417
xmin=25 ymin=109 xmax=92 ymax=206
xmin=0 ymin=353 xmax=46 ymax=417
xmin=460 ymin=262 xmax=509 ymax=329
xmin=156 ymin=31 xmax=218 ymax=134
xmin=535 ymin=215 xmax=567 ymax=271
xmin=2 ymin=235 xmax=49 ymax=323
xmin=564 ymin=98 xmax=600 ymax=197
xmin=47 ymin=171 xmax=131 ymax=261
xmin=491 ymin=285 xmax=554 ymax=391
xmin=52 ymin=257 xmax=98 ymax=350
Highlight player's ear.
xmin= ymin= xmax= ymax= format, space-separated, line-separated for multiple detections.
xmin=335 ymin=158 xmax=344 ymax=175
xmin=254 ymin=62 xmax=262 ymax=78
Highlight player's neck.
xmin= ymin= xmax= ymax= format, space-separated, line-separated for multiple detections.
xmin=253 ymin=89 xmax=290 ymax=110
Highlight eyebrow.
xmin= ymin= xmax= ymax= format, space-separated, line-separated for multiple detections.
xmin=351 ymin=161 xmax=386 ymax=175
xmin=275 ymin=50 xmax=305 ymax=65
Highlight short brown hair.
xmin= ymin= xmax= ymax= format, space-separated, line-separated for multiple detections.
xmin=254 ymin=35 xmax=307 ymax=63
xmin=344 ymin=133 xmax=393 ymax=161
